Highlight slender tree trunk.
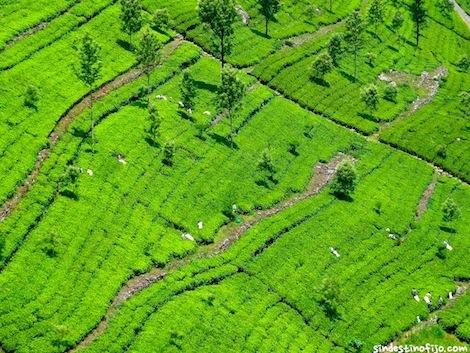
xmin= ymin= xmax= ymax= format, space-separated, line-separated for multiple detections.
xmin=265 ymin=16 xmax=269 ymax=36
xmin=147 ymin=73 xmax=151 ymax=105
xmin=221 ymin=34 xmax=225 ymax=68
xmin=90 ymin=94 xmax=95 ymax=153
xmin=354 ymin=49 xmax=357 ymax=80
xmin=229 ymin=110 xmax=234 ymax=148
xmin=416 ymin=23 xmax=420 ymax=47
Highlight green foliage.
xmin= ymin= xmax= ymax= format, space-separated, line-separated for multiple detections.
xmin=162 ymin=141 xmax=176 ymax=166
xmin=217 ymin=67 xmax=246 ymax=143
xmin=75 ymin=33 xmax=102 ymax=88
xmin=120 ymin=0 xmax=143 ymax=45
xmin=383 ymin=84 xmax=398 ymax=102
xmin=257 ymin=149 xmax=277 ymax=185
xmin=257 ymin=0 xmax=281 ymax=36
xmin=180 ymin=70 xmax=196 ymax=111
xmin=456 ymin=55 xmax=469 ymax=72
xmin=391 ymin=10 xmax=404 ymax=31
xmin=199 ymin=0 xmax=237 ymax=66
xmin=328 ymin=34 xmax=343 ymax=66
xmin=459 ymin=91 xmax=470 ymax=116
xmin=410 ymin=0 xmax=427 ymax=47
xmin=365 ymin=52 xmax=377 ymax=67
xmin=147 ymin=103 xmax=161 ymax=143
xmin=442 ymin=198 xmax=461 ymax=222
xmin=361 ymin=84 xmax=379 ymax=111
xmin=346 ymin=338 xmax=364 ymax=353
xmin=311 ymin=52 xmax=333 ymax=81
xmin=367 ymin=0 xmax=385 ymax=29
xmin=136 ymin=29 xmax=161 ymax=85
xmin=41 ymin=232 xmax=62 ymax=258
xmin=152 ymin=8 xmax=172 ymax=30
xmin=319 ymin=278 xmax=341 ymax=319
xmin=331 ymin=161 xmax=357 ymax=198
xmin=288 ymin=141 xmax=300 ymax=156
xmin=0 ymin=236 xmax=4 ymax=261
xmin=24 ymin=85 xmax=39 ymax=108
xmin=436 ymin=0 xmax=453 ymax=17
xmin=59 ymin=165 xmax=81 ymax=193
xmin=345 ymin=10 xmax=364 ymax=78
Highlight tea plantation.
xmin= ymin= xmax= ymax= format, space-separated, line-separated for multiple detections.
xmin=0 ymin=0 xmax=468 ymax=352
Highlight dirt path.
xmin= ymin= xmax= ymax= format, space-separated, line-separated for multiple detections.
xmin=415 ymin=172 xmax=439 ymax=220
xmin=0 ymin=37 xmax=183 ymax=224
xmin=377 ymin=66 xmax=448 ymax=134
xmin=387 ymin=282 xmax=470 ymax=347
xmin=453 ymin=0 xmax=470 ymax=28
xmin=68 ymin=154 xmax=347 ymax=352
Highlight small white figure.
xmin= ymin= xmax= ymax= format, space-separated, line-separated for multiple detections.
xmin=330 ymin=247 xmax=340 ymax=258
xmin=156 ymin=94 xmax=167 ymax=100
xmin=444 ymin=241 xmax=453 ymax=251
xmin=197 ymin=221 xmax=203 ymax=230
xmin=87 ymin=169 xmax=93 ymax=176
xmin=178 ymin=101 xmax=184 ymax=107
xmin=449 ymin=291 xmax=453 ymax=299
xmin=423 ymin=293 xmax=432 ymax=305
xmin=203 ymin=111 xmax=211 ymax=116
xmin=417 ymin=316 xmax=421 ymax=323
xmin=117 ymin=154 xmax=127 ymax=165
xmin=182 ymin=233 xmax=194 ymax=241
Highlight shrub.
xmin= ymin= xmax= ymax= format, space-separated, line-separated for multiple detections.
xmin=163 ymin=142 xmax=176 ymax=166
xmin=456 ymin=55 xmax=469 ymax=72
xmin=311 ymin=53 xmax=333 ymax=81
xmin=152 ymin=8 xmax=172 ymax=30
xmin=361 ymin=84 xmax=379 ymax=111
xmin=365 ymin=52 xmax=377 ymax=67
xmin=319 ymin=278 xmax=341 ymax=319
xmin=331 ymin=162 xmax=357 ymax=199
xmin=24 ymin=85 xmax=39 ymax=108
xmin=288 ymin=141 xmax=300 ymax=156
xmin=383 ymin=84 xmax=398 ymax=102
xmin=442 ymin=198 xmax=460 ymax=222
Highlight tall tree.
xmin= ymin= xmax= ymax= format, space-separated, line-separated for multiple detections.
xmin=136 ymin=29 xmax=161 ymax=96
xmin=120 ymin=0 xmax=143 ymax=46
xmin=180 ymin=71 xmax=196 ymax=113
xmin=75 ymin=34 xmax=102 ymax=152
xmin=217 ymin=67 xmax=245 ymax=147
xmin=258 ymin=0 xmax=281 ymax=36
xmin=327 ymin=34 xmax=343 ymax=66
xmin=367 ymin=0 xmax=385 ymax=31
xmin=199 ymin=0 xmax=238 ymax=67
xmin=410 ymin=0 xmax=427 ymax=47
xmin=344 ymin=10 xmax=364 ymax=80
xmin=148 ymin=103 xmax=161 ymax=144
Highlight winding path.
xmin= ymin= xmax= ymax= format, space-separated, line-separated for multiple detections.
xmin=68 ymin=154 xmax=348 ymax=352
xmin=453 ymin=0 xmax=470 ymax=28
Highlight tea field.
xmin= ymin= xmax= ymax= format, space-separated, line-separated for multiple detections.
xmin=0 ymin=0 xmax=468 ymax=352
